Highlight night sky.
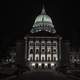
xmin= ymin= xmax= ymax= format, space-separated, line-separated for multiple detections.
xmin=0 ymin=0 xmax=80 ymax=53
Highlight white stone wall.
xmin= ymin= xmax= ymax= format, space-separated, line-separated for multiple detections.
xmin=41 ymin=54 xmax=45 ymax=61
xmin=47 ymin=54 xmax=51 ymax=61
xmin=53 ymin=54 xmax=58 ymax=61
xmin=28 ymin=54 xmax=33 ymax=61
xmin=35 ymin=54 xmax=39 ymax=61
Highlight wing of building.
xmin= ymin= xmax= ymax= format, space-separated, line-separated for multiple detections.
xmin=24 ymin=7 xmax=62 ymax=71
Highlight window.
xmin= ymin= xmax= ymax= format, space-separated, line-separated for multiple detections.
xmin=42 ymin=49 xmax=45 ymax=53
xmin=42 ymin=49 xmax=44 ymax=52
xmin=41 ymin=54 xmax=45 ymax=61
xmin=51 ymin=63 xmax=54 ymax=67
xmin=53 ymin=49 xmax=57 ymax=54
xmin=41 ymin=41 xmax=45 ymax=46
xmin=32 ymin=63 xmax=35 ymax=66
xmin=30 ymin=49 xmax=33 ymax=54
xmin=42 ymin=57 xmax=45 ymax=61
xmin=47 ymin=41 xmax=51 ymax=46
xmin=35 ymin=54 xmax=39 ymax=61
xmin=28 ymin=54 xmax=33 ymax=61
xmin=47 ymin=49 xmax=51 ymax=54
xmin=36 ymin=57 xmax=39 ymax=61
xmin=53 ymin=57 xmax=58 ymax=61
xmin=54 ymin=57 xmax=56 ymax=61
xmin=42 ymin=43 xmax=45 ymax=46
xmin=53 ymin=43 xmax=56 ymax=46
xmin=29 ymin=41 xmax=34 ymax=46
xmin=47 ymin=54 xmax=51 ymax=61
xmin=48 ymin=57 xmax=50 ymax=61
xmin=53 ymin=41 xmax=57 ymax=46
xmin=30 ymin=57 xmax=33 ymax=61
xmin=53 ymin=54 xmax=58 ymax=61
xmin=36 ymin=49 xmax=39 ymax=54
xmin=36 ymin=43 xmax=39 ymax=46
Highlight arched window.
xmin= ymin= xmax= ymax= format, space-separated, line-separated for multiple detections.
xmin=47 ymin=57 xmax=50 ymax=61
xmin=53 ymin=49 xmax=57 ymax=54
xmin=30 ymin=49 xmax=33 ymax=54
xmin=30 ymin=57 xmax=33 ymax=61
xmin=42 ymin=57 xmax=44 ymax=61
xmin=36 ymin=49 xmax=39 ymax=54
xmin=47 ymin=54 xmax=51 ymax=61
xmin=35 ymin=54 xmax=39 ymax=61
xmin=41 ymin=55 xmax=45 ymax=61
xmin=36 ymin=57 xmax=39 ymax=61
xmin=42 ymin=49 xmax=45 ymax=53
xmin=47 ymin=49 xmax=51 ymax=54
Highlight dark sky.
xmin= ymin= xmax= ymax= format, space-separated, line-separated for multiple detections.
xmin=0 ymin=0 xmax=80 ymax=52
xmin=16 ymin=0 xmax=80 ymax=46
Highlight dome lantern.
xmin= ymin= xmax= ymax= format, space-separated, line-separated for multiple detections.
xmin=41 ymin=6 xmax=46 ymax=15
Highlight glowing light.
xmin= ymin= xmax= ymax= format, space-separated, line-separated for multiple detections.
xmin=30 ymin=7 xmax=57 ymax=34
xmin=51 ymin=63 xmax=54 ymax=66
xmin=32 ymin=63 xmax=35 ymax=66
xmin=39 ymin=63 xmax=42 ymax=66
xmin=56 ymin=57 xmax=58 ymax=61
xmin=45 ymin=63 xmax=48 ymax=66
xmin=34 ymin=15 xmax=52 ymax=23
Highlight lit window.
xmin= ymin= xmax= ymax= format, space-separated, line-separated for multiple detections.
xmin=32 ymin=63 xmax=35 ymax=66
xmin=28 ymin=54 xmax=33 ymax=61
xmin=35 ymin=54 xmax=39 ymax=61
xmin=47 ymin=49 xmax=51 ymax=54
xmin=47 ymin=54 xmax=51 ymax=61
xmin=51 ymin=63 xmax=54 ymax=66
xmin=41 ymin=54 xmax=45 ymax=61
xmin=38 ymin=63 xmax=42 ymax=66
xmin=53 ymin=54 xmax=58 ymax=61
xmin=39 ymin=29 xmax=41 ymax=31
xmin=45 ymin=63 xmax=48 ymax=66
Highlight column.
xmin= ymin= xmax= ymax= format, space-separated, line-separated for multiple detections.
xmin=33 ymin=39 xmax=35 ymax=61
xmin=51 ymin=40 xmax=53 ymax=61
xmin=40 ymin=40 xmax=41 ymax=61
xmin=45 ymin=40 xmax=47 ymax=61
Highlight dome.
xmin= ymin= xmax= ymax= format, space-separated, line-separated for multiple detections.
xmin=33 ymin=7 xmax=54 ymax=28
xmin=31 ymin=7 xmax=56 ymax=33
xmin=35 ymin=14 xmax=52 ymax=23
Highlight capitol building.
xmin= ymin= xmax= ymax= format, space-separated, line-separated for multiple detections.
xmin=24 ymin=7 xmax=62 ymax=71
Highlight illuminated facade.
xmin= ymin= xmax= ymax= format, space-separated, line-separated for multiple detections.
xmin=24 ymin=7 xmax=62 ymax=71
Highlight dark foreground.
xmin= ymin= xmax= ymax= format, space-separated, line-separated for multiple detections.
xmin=1 ymin=71 xmax=80 ymax=80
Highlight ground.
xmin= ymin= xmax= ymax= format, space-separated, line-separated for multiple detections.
xmin=1 ymin=70 xmax=80 ymax=80
xmin=0 ymin=64 xmax=80 ymax=80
